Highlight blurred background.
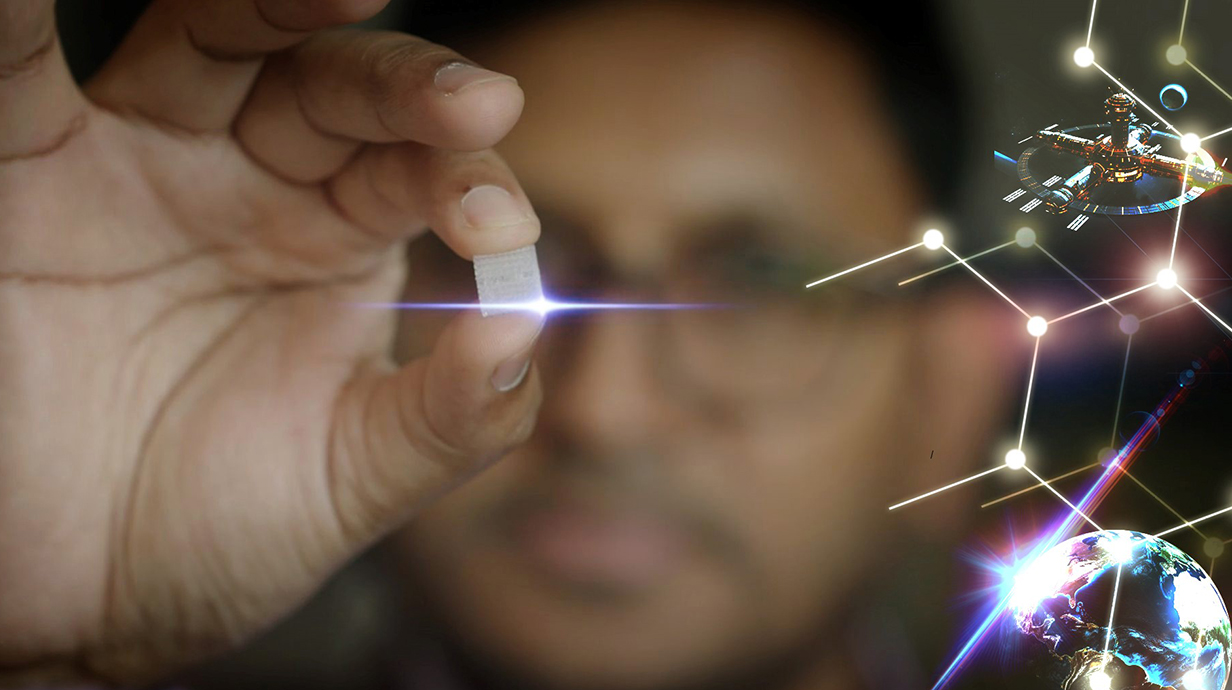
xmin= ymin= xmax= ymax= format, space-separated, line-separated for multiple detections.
xmin=49 ymin=1 xmax=1232 ymax=688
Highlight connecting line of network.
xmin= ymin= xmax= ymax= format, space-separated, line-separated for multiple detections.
xmin=806 ymin=227 xmax=1229 ymax=531
xmin=806 ymin=231 xmax=1231 ymax=689
xmin=804 ymin=3 xmax=1232 ymax=686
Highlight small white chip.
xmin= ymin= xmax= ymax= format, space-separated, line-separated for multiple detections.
xmin=473 ymin=245 xmax=544 ymax=317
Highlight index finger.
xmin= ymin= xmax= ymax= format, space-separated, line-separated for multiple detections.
xmin=277 ymin=31 xmax=525 ymax=151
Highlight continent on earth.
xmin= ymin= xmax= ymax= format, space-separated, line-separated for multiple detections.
xmin=1061 ymin=648 xmax=1173 ymax=690
xmin=1003 ymin=530 xmax=1231 ymax=689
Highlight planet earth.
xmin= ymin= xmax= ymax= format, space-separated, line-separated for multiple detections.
xmin=1003 ymin=530 xmax=1231 ymax=689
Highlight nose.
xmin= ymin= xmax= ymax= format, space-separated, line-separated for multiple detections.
xmin=540 ymin=313 xmax=668 ymax=453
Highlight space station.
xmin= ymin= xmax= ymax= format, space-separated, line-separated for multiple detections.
xmin=997 ymin=91 xmax=1229 ymax=219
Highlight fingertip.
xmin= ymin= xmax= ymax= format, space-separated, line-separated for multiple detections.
xmin=428 ymin=75 xmax=525 ymax=151
xmin=419 ymin=309 xmax=544 ymax=453
xmin=442 ymin=309 xmax=544 ymax=374
xmin=455 ymin=183 xmax=541 ymax=256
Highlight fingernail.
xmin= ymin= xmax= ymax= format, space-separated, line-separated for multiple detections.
xmin=491 ymin=320 xmax=543 ymax=392
xmin=461 ymin=185 xmax=531 ymax=230
xmin=434 ymin=60 xmax=517 ymax=95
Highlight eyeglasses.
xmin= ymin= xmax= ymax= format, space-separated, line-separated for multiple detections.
xmin=399 ymin=226 xmax=915 ymax=406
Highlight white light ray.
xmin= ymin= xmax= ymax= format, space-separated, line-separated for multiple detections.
xmin=1086 ymin=0 xmax=1100 ymax=46
xmin=888 ymin=465 xmax=1007 ymax=512
xmin=1047 ymin=283 xmax=1155 ymax=325
xmin=1177 ymin=286 xmax=1232 ymax=335
xmin=1171 ymin=162 xmax=1191 ymax=269
xmin=1111 ymin=335 xmax=1132 ymax=446
xmin=1025 ymin=466 xmax=1103 ymax=531
xmin=1035 ymin=243 xmax=1123 ymax=316
xmin=1202 ymin=124 xmax=1232 ymax=142
xmin=1156 ymin=504 xmax=1232 ymax=539
xmin=1019 ymin=337 xmax=1041 ymax=449
xmin=804 ymin=243 xmax=923 ymax=289
xmin=1102 ymin=561 xmax=1124 ymax=663
xmin=941 ymin=245 xmax=1030 ymax=317
xmin=898 ymin=241 xmax=1015 ymax=286
xmin=1093 ymin=62 xmax=1180 ymax=134
xmin=1187 ymin=60 xmax=1232 ymax=106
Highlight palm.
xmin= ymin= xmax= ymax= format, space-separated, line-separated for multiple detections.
xmin=0 ymin=2 xmax=543 ymax=683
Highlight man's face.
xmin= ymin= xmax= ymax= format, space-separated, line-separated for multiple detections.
xmin=395 ymin=5 xmax=1001 ymax=689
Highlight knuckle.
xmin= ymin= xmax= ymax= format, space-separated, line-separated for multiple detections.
xmin=364 ymin=37 xmax=451 ymax=105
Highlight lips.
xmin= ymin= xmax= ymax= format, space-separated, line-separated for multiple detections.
xmin=510 ymin=501 xmax=689 ymax=589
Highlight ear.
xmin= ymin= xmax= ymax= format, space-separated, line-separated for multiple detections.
xmin=896 ymin=286 xmax=1030 ymax=539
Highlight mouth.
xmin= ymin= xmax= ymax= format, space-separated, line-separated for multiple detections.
xmin=504 ymin=498 xmax=691 ymax=591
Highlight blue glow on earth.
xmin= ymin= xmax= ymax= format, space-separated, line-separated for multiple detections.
xmin=1161 ymin=83 xmax=1189 ymax=111
xmin=1004 ymin=530 xmax=1230 ymax=689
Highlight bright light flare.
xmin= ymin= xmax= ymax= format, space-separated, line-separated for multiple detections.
xmin=1074 ymin=46 xmax=1096 ymax=67
xmin=1005 ymin=449 xmax=1027 ymax=470
xmin=1089 ymin=671 xmax=1112 ymax=690
xmin=352 ymin=297 xmax=722 ymax=314
xmin=1183 ymin=670 xmax=1206 ymax=689
xmin=1027 ymin=316 xmax=1049 ymax=337
xmin=1107 ymin=535 xmax=1135 ymax=563
xmin=1181 ymin=132 xmax=1203 ymax=154
xmin=923 ymin=229 xmax=945 ymax=250
xmin=1158 ymin=268 xmax=1179 ymax=290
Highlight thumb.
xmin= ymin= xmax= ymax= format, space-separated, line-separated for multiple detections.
xmin=327 ymin=310 xmax=543 ymax=544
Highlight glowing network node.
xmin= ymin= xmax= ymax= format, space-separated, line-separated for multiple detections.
xmin=1027 ymin=316 xmax=1048 ymax=337
xmin=1097 ymin=447 xmax=1118 ymax=467
xmin=916 ymin=3 xmax=1232 ymax=688
xmin=1181 ymin=132 xmax=1202 ymax=154
xmin=1166 ymin=44 xmax=1188 ymax=66
xmin=923 ymin=229 xmax=945 ymax=250
xmin=1074 ymin=46 xmax=1095 ymax=68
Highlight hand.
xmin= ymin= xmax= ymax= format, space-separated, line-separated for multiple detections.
xmin=0 ymin=0 xmax=543 ymax=683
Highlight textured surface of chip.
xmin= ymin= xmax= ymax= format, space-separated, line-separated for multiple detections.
xmin=473 ymin=245 xmax=544 ymax=316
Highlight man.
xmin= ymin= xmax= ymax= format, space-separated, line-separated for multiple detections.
xmin=388 ymin=3 xmax=1020 ymax=689
xmin=0 ymin=0 xmax=1020 ymax=688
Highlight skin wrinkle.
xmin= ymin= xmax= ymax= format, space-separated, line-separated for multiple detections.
xmin=414 ymin=358 xmax=472 ymax=469
xmin=2 ymin=0 xmax=539 ymax=682
xmin=325 ymin=363 xmax=372 ymax=548
xmin=287 ymin=63 xmax=355 ymax=145
xmin=0 ymin=112 xmax=88 ymax=163
xmin=365 ymin=41 xmax=457 ymax=141
xmin=118 ymin=265 xmax=379 ymax=396
xmin=0 ymin=28 xmax=55 ymax=80
xmin=321 ymin=162 xmax=394 ymax=247
xmin=94 ymin=295 xmax=269 ymax=684
xmin=182 ymin=22 xmax=267 ymax=64
xmin=0 ymin=244 xmax=226 ymax=287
